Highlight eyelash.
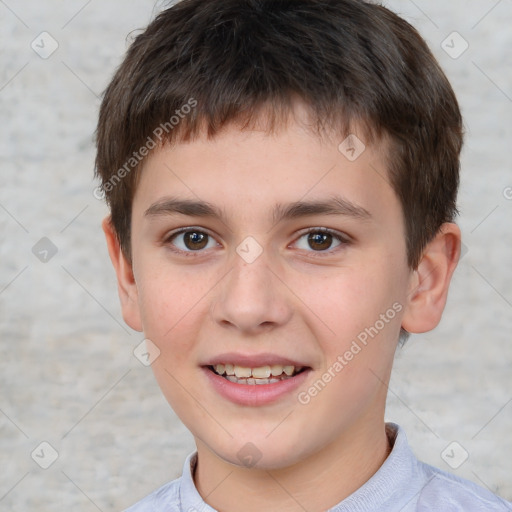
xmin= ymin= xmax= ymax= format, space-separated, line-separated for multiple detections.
xmin=163 ymin=227 xmax=350 ymax=258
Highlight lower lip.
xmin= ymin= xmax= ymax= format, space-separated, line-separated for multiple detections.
xmin=202 ymin=367 xmax=311 ymax=406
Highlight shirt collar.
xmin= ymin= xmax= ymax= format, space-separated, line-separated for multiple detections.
xmin=179 ymin=451 xmax=217 ymax=512
xmin=327 ymin=423 xmax=423 ymax=511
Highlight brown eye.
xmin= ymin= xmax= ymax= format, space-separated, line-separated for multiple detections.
xmin=307 ymin=232 xmax=333 ymax=251
xmin=167 ymin=229 xmax=217 ymax=252
xmin=293 ymin=228 xmax=347 ymax=253
xmin=183 ymin=231 xmax=208 ymax=250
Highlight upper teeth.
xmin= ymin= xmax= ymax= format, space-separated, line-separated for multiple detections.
xmin=214 ymin=364 xmax=298 ymax=378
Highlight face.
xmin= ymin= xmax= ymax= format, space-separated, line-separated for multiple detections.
xmin=120 ymin=114 xmax=416 ymax=470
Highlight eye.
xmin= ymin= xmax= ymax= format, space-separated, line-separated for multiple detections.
xmin=292 ymin=228 xmax=348 ymax=253
xmin=165 ymin=228 xmax=218 ymax=253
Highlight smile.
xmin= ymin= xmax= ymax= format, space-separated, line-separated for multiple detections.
xmin=209 ymin=364 xmax=306 ymax=385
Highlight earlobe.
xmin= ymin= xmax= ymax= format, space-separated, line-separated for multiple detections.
xmin=401 ymin=223 xmax=461 ymax=334
xmin=102 ymin=217 xmax=143 ymax=332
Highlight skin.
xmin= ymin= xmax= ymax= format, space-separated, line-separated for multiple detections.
xmin=103 ymin=107 xmax=460 ymax=512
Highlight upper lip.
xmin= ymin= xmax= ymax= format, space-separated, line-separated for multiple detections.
xmin=203 ymin=352 xmax=310 ymax=368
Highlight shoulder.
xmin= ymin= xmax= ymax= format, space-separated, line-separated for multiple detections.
xmin=416 ymin=461 xmax=511 ymax=512
xmin=122 ymin=478 xmax=181 ymax=512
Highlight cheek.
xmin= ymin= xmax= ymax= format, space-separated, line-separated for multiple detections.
xmin=136 ymin=266 xmax=214 ymax=417
xmin=294 ymin=259 xmax=406 ymax=373
xmin=135 ymin=262 xmax=214 ymax=361
xmin=304 ymin=269 xmax=399 ymax=331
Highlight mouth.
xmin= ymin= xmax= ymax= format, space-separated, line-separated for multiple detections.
xmin=207 ymin=363 xmax=307 ymax=385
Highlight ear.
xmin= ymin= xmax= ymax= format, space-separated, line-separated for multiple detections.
xmin=401 ymin=223 xmax=461 ymax=334
xmin=102 ymin=217 xmax=143 ymax=332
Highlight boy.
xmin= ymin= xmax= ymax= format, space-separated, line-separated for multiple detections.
xmin=94 ymin=0 xmax=511 ymax=510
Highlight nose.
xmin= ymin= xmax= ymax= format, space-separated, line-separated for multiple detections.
xmin=210 ymin=252 xmax=293 ymax=334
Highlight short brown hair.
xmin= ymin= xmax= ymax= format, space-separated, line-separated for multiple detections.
xmin=95 ymin=0 xmax=463 ymax=269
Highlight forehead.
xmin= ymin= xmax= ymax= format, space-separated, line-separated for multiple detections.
xmin=132 ymin=114 xmax=400 ymax=230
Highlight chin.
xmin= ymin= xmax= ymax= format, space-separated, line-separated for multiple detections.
xmin=205 ymin=434 xmax=311 ymax=471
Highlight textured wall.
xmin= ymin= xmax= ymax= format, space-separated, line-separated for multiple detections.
xmin=0 ymin=0 xmax=511 ymax=510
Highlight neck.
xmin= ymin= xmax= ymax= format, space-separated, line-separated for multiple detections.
xmin=193 ymin=417 xmax=391 ymax=512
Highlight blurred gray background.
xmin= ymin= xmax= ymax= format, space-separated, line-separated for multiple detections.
xmin=0 ymin=0 xmax=511 ymax=510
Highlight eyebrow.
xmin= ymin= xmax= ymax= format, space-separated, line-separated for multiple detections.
xmin=272 ymin=196 xmax=372 ymax=223
xmin=145 ymin=197 xmax=223 ymax=219
xmin=144 ymin=196 xmax=372 ymax=224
